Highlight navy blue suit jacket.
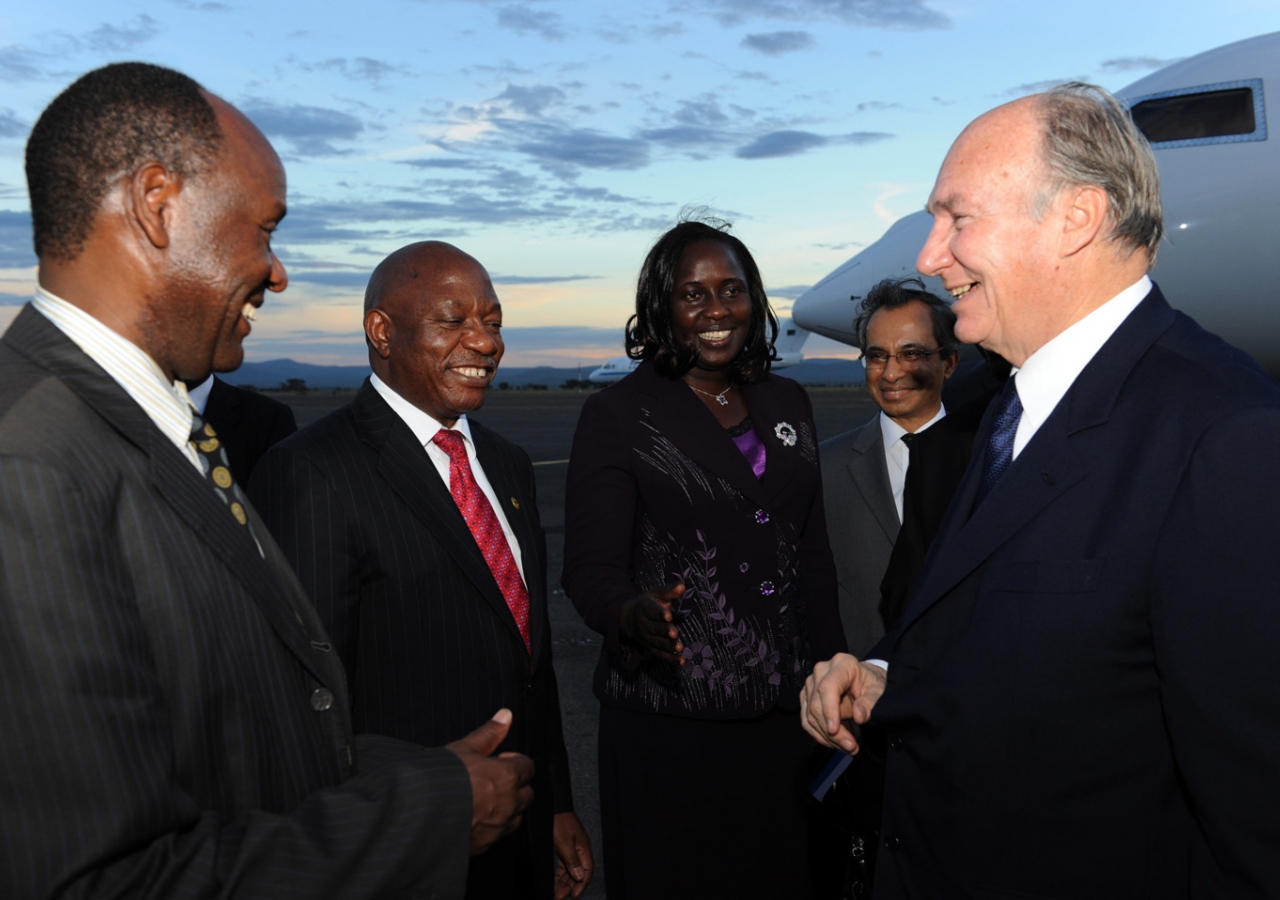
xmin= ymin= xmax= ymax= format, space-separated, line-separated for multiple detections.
xmin=870 ymin=286 xmax=1280 ymax=898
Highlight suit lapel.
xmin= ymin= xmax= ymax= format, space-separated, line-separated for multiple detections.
xmin=351 ymin=384 xmax=528 ymax=650
xmin=890 ymin=287 xmax=1179 ymax=643
xmin=4 ymin=307 xmax=333 ymax=685
xmin=847 ymin=419 xmax=900 ymax=543
xmin=635 ymin=362 xmax=770 ymax=507
xmin=472 ymin=424 xmax=546 ymax=662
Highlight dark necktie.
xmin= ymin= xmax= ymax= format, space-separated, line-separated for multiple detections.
xmin=973 ymin=377 xmax=1023 ymax=509
xmin=189 ymin=411 xmax=259 ymax=545
xmin=432 ymin=429 xmax=532 ymax=654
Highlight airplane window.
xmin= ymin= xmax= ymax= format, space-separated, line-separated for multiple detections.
xmin=1127 ymin=79 xmax=1266 ymax=147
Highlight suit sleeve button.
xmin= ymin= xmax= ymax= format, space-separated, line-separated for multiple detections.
xmin=884 ymin=835 xmax=902 ymax=852
xmin=889 ymin=736 xmax=904 ymax=751
xmin=311 ymin=688 xmax=334 ymax=711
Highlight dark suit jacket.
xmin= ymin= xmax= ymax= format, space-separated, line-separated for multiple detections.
xmin=877 ymin=381 xmax=997 ymax=631
xmin=0 ymin=306 xmax=472 ymax=898
xmin=562 ymin=361 xmax=846 ymax=718
xmin=820 ymin=414 xmax=899 ymax=656
xmin=869 ymin=286 xmax=1280 ymax=898
xmin=203 ymin=376 xmax=297 ymax=485
xmin=249 ymin=380 xmax=572 ymax=900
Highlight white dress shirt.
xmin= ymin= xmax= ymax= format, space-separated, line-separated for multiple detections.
xmin=187 ymin=374 xmax=215 ymax=415
xmin=1011 ymin=275 xmax=1151 ymax=459
xmin=369 ymin=373 xmax=527 ymax=587
xmin=879 ymin=405 xmax=946 ymax=523
xmin=32 ymin=287 xmax=201 ymax=471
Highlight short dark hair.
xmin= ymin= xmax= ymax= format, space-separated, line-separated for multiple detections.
xmin=853 ymin=277 xmax=959 ymax=355
xmin=625 ymin=218 xmax=778 ymax=384
xmin=26 ymin=62 xmax=224 ymax=261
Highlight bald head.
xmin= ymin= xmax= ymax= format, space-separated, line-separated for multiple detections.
xmin=363 ymin=241 xmax=505 ymax=427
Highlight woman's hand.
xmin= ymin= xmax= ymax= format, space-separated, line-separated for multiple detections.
xmin=618 ymin=583 xmax=686 ymax=665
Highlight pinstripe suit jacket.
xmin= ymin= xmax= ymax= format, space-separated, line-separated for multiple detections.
xmin=0 ymin=306 xmax=473 ymax=898
xmin=249 ymin=380 xmax=572 ymax=900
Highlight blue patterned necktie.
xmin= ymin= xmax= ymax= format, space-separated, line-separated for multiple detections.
xmin=973 ymin=377 xmax=1023 ymax=510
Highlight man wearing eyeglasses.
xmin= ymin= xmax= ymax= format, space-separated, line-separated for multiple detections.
xmin=819 ymin=277 xmax=958 ymax=656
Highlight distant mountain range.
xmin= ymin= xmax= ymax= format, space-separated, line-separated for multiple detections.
xmin=230 ymin=357 xmax=866 ymax=390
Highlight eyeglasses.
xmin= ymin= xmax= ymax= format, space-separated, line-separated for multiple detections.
xmin=861 ymin=347 xmax=946 ymax=369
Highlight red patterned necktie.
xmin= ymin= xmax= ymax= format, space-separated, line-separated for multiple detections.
xmin=432 ymin=429 xmax=532 ymax=654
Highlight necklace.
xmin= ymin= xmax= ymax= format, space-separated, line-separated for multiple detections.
xmin=688 ymin=383 xmax=733 ymax=407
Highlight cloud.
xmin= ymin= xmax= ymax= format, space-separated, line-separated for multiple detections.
xmin=287 ymin=271 xmax=372 ymax=289
xmin=167 ymin=0 xmax=233 ymax=10
xmin=0 ymin=292 xmax=29 ymax=306
xmin=673 ymin=97 xmax=731 ymax=128
xmin=490 ymin=274 xmax=599 ymax=284
xmin=314 ymin=57 xmax=407 ymax=85
xmin=0 ymin=110 xmax=27 ymax=139
xmin=708 ymin=0 xmax=950 ymax=31
xmin=400 ymin=158 xmax=478 ymax=170
xmin=1101 ymin=56 xmax=1178 ymax=74
xmin=0 ymin=211 xmax=36 ymax=269
xmin=735 ymin=129 xmax=890 ymax=158
xmin=517 ymin=128 xmax=649 ymax=171
xmin=496 ymin=83 xmax=567 ymax=116
xmin=767 ymin=284 xmax=813 ymax=300
xmin=741 ymin=31 xmax=814 ymax=56
xmin=641 ymin=125 xmax=722 ymax=149
xmin=0 ymin=45 xmax=51 ymax=82
xmin=240 ymin=100 xmax=364 ymax=156
xmin=856 ymin=100 xmax=900 ymax=112
xmin=496 ymin=6 xmax=567 ymax=41
xmin=85 ymin=14 xmax=159 ymax=52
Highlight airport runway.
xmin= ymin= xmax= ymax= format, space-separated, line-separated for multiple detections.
xmin=278 ymin=384 xmax=878 ymax=896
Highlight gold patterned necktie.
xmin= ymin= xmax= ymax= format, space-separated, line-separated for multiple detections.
xmin=188 ymin=411 xmax=258 ymax=544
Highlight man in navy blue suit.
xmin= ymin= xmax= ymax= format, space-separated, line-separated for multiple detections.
xmin=803 ymin=83 xmax=1280 ymax=897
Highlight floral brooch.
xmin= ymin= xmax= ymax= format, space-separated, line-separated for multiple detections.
xmin=774 ymin=421 xmax=797 ymax=447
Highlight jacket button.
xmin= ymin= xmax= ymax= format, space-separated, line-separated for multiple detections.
xmin=889 ymin=736 xmax=904 ymax=751
xmin=311 ymin=688 xmax=334 ymax=711
xmin=884 ymin=835 xmax=902 ymax=852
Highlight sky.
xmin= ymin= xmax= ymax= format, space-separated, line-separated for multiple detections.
xmin=1 ymin=1 xmax=1277 ymax=368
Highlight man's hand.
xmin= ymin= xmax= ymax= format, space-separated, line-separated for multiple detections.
xmin=618 ymin=583 xmax=686 ymax=665
xmin=552 ymin=811 xmax=594 ymax=899
xmin=445 ymin=709 xmax=536 ymax=855
xmin=800 ymin=654 xmax=887 ymax=754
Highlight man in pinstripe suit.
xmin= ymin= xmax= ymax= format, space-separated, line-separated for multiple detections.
xmin=249 ymin=241 xmax=594 ymax=900
xmin=1 ymin=63 xmax=533 ymax=897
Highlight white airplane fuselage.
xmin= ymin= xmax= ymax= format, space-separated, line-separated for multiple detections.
xmin=793 ymin=31 xmax=1280 ymax=376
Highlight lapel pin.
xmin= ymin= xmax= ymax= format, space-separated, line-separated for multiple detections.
xmin=774 ymin=421 xmax=797 ymax=447
xmin=511 ymin=496 xmax=521 ymax=509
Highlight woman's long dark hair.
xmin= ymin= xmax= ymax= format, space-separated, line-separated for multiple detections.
xmin=625 ymin=218 xmax=779 ymax=384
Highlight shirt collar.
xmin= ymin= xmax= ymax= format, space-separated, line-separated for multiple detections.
xmin=369 ymin=372 xmax=474 ymax=449
xmin=879 ymin=403 xmax=947 ymax=448
xmin=1012 ymin=275 xmax=1151 ymax=451
xmin=32 ymin=286 xmax=196 ymax=454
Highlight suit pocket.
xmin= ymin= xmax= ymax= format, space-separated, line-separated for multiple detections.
xmin=987 ymin=558 xmax=1104 ymax=594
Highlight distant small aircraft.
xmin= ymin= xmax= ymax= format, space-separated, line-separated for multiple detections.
xmin=587 ymin=316 xmax=811 ymax=384
xmin=793 ymin=31 xmax=1280 ymax=376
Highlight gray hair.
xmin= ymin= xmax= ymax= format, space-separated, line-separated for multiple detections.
xmin=853 ymin=277 xmax=959 ymax=355
xmin=1032 ymin=82 xmax=1163 ymax=265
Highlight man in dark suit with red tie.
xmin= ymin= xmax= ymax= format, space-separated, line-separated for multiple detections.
xmin=250 ymin=241 xmax=593 ymax=900
xmin=803 ymin=83 xmax=1280 ymax=897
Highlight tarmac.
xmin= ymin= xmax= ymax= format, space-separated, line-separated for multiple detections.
xmin=278 ymin=384 xmax=880 ymax=897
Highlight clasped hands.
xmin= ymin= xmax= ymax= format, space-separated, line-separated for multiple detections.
xmin=799 ymin=653 xmax=888 ymax=755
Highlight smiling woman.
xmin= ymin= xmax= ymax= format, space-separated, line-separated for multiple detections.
xmin=562 ymin=218 xmax=846 ymax=900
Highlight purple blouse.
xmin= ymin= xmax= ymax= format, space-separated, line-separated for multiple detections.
xmin=728 ymin=417 xmax=767 ymax=480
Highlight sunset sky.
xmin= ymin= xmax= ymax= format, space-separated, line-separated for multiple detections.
xmin=1 ymin=1 xmax=1276 ymax=366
